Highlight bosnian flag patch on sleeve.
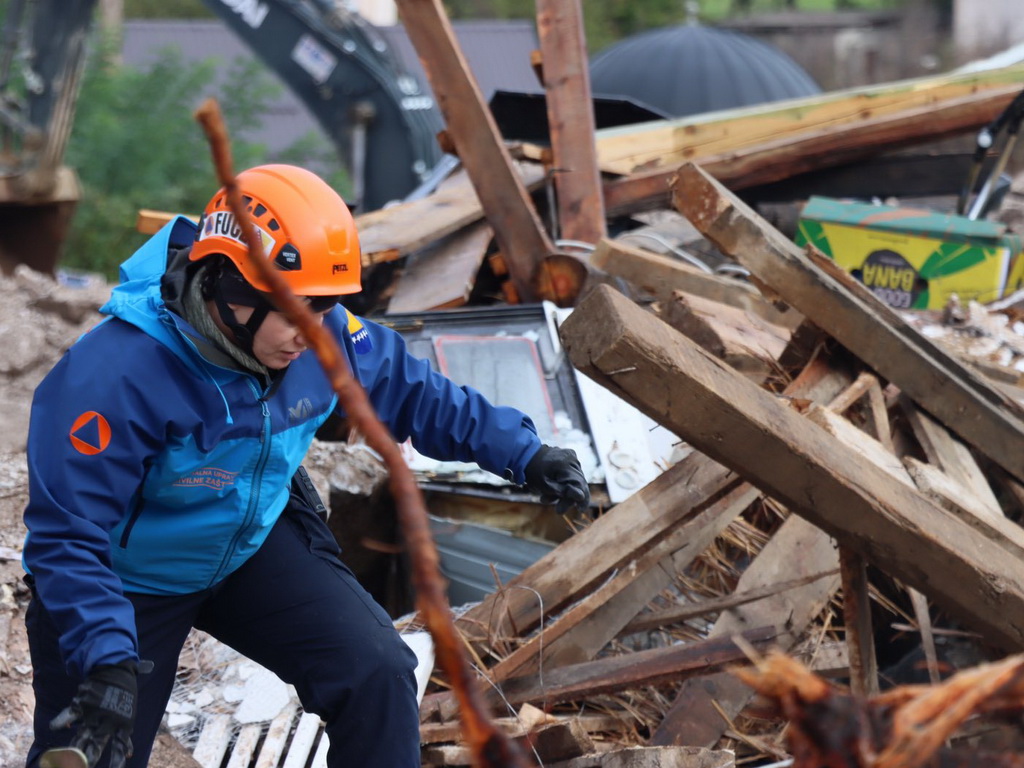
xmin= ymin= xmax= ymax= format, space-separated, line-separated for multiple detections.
xmin=346 ymin=309 xmax=372 ymax=354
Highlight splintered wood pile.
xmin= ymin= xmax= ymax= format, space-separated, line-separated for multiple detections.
xmin=412 ymin=165 xmax=1024 ymax=767
xmin=130 ymin=3 xmax=1024 ymax=764
xmin=357 ymin=4 xmax=1024 ymax=763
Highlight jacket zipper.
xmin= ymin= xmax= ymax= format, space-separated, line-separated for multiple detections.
xmin=118 ymin=486 xmax=148 ymax=549
xmin=209 ymin=386 xmax=272 ymax=586
xmin=118 ymin=463 xmax=153 ymax=549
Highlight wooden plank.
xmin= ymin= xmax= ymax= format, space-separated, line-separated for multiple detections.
xmin=622 ymin=567 xmax=838 ymax=635
xmin=136 ymin=209 xmax=196 ymax=235
xmin=355 ymin=164 xmax=545 ymax=266
xmin=825 ymin=370 xmax=878 ymax=415
xmin=662 ymin=291 xmax=790 ymax=377
xmin=191 ymin=714 xmax=233 ymax=768
xmin=521 ymin=719 xmax=595 ymax=763
xmin=423 ymin=721 xmax=596 ymax=766
xmin=840 ymin=376 xmax=886 ymax=697
xmin=607 ymin=84 xmax=1023 ymax=215
xmin=548 ymin=746 xmax=735 ymax=768
xmin=904 ymin=457 xmax=1005 ymax=525
xmin=255 ymin=702 xmax=299 ymax=768
xmin=421 ymin=743 xmax=472 ymax=766
xmin=839 ymin=547 xmax=879 ymax=697
xmin=908 ymin=589 xmax=941 ymax=684
xmin=900 ymin=458 xmax=1024 ymax=557
xmin=454 ymin=451 xmax=741 ymax=647
xmin=386 ymin=221 xmax=493 ymax=313
xmin=650 ymin=516 xmax=840 ymax=748
xmin=901 ymin=397 xmax=1004 ymax=518
xmin=672 ymin=161 xmax=1024 ymax=485
xmin=590 ymin=238 xmax=798 ymax=328
xmin=420 ymin=712 xmax=625 ymax=746
xmin=863 ymin=376 xmax=894 ymax=452
xmin=560 ymin=284 xmax=1024 ymax=650
xmin=281 ymin=712 xmax=322 ymax=768
xmin=225 ymin=724 xmax=261 ymax=768
xmin=805 ymin=404 xmax=911 ymax=485
xmin=535 ymin=0 xmax=606 ymax=245
xmin=489 ymin=626 xmax=776 ymax=710
xmin=487 ymin=483 xmax=760 ymax=680
xmin=595 ymin=64 xmax=1024 ymax=175
xmin=393 ymin=0 xmax=556 ymax=301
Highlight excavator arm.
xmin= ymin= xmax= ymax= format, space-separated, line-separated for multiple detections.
xmin=0 ymin=0 xmax=98 ymax=273
xmin=202 ymin=0 xmax=444 ymax=212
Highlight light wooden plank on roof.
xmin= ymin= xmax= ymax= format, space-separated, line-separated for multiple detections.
xmin=595 ymin=63 xmax=1024 ymax=176
xmin=354 ymin=163 xmax=545 ymax=266
xmin=605 ymin=84 xmax=1022 ymax=216
xmin=386 ymin=221 xmax=493 ymax=313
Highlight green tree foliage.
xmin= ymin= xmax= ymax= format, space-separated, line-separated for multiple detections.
xmin=123 ymin=0 xmax=213 ymax=19
xmin=443 ymin=0 xmax=686 ymax=53
xmin=443 ymin=0 xmax=910 ymax=53
xmin=63 ymin=45 xmax=269 ymax=277
xmin=63 ymin=41 xmax=350 ymax=279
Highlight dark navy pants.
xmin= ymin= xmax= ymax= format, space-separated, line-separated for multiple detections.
xmin=25 ymin=499 xmax=421 ymax=767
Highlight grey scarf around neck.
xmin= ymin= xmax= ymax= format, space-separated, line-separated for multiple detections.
xmin=182 ymin=263 xmax=269 ymax=377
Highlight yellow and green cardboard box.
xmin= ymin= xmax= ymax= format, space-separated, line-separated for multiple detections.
xmin=794 ymin=196 xmax=1024 ymax=310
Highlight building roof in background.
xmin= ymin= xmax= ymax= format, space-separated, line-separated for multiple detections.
xmin=121 ymin=19 xmax=540 ymax=156
xmin=589 ymin=23 xmax=821 ymax=118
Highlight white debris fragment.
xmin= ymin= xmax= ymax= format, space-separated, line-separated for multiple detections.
xmin=232 ymin=666 xmax=292 ymax=724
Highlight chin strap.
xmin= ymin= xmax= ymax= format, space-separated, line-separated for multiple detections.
xmin=201 ymin=260 xmax=273 ymax=358
xmin=211 ymin=290 xmax=272 ymax=358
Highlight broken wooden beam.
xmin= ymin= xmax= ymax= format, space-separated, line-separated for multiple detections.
xmin=661 ymin=291 xmax=790 ymax=379
xmin=650 ymin=514 xmax=841 ymax=748
xmin=547 ymin=746 xmax=735 ymax=768
xmin=559 ymin=284 xmax=1024 ymax=651
xmin=487 ymin=626 xmax=776 ymax=710
xmin=386 ymin=221 xmax=493 ymax=313
xmin=535 ymin=0 xmax=606 ymax=246
xmin=672 ymin=161 xmax=1024 ymax=486
xmin=393 ymin=0 xmax=556 ymax=302
xmin=453 ymin=452 xmax=741 ymax=650
xmin=589 ymin=238 xmax=779 ymax=317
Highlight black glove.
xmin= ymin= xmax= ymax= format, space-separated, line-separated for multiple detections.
xmin=523 ymin=445 xmax=591 ymax=514
xmin=50 ymin=661 xmax=139 ymax=768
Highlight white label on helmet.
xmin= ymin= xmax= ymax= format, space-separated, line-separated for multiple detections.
xmin=200 ymin=211 xmax=277 ymax=256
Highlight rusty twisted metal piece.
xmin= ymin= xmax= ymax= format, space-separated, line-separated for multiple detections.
xmin=194 ymin=98 xmax=530 ymax=768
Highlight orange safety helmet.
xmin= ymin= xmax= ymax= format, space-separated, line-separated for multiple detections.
xmin=190 ymin=164 xmax=362 ymax=296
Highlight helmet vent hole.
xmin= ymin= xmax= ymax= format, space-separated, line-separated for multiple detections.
xmin=253 ymin=204 xmax=268 ymax=217
xmin=267 ymin=219 xmax=281 ymax=232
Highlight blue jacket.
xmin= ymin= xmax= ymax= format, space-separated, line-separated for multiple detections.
xmin=23 ymin=216 xmax=541 ymax=677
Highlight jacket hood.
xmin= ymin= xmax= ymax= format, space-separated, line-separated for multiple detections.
xmin=101 ymin=216 xmax=240 ymax=374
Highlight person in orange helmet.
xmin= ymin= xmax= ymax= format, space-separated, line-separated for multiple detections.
xmin=23 ymin=165 xmax=589 ymax=768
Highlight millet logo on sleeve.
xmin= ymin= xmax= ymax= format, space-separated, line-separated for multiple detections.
xmin=69 ymin=411 xmax=112 ymax=455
